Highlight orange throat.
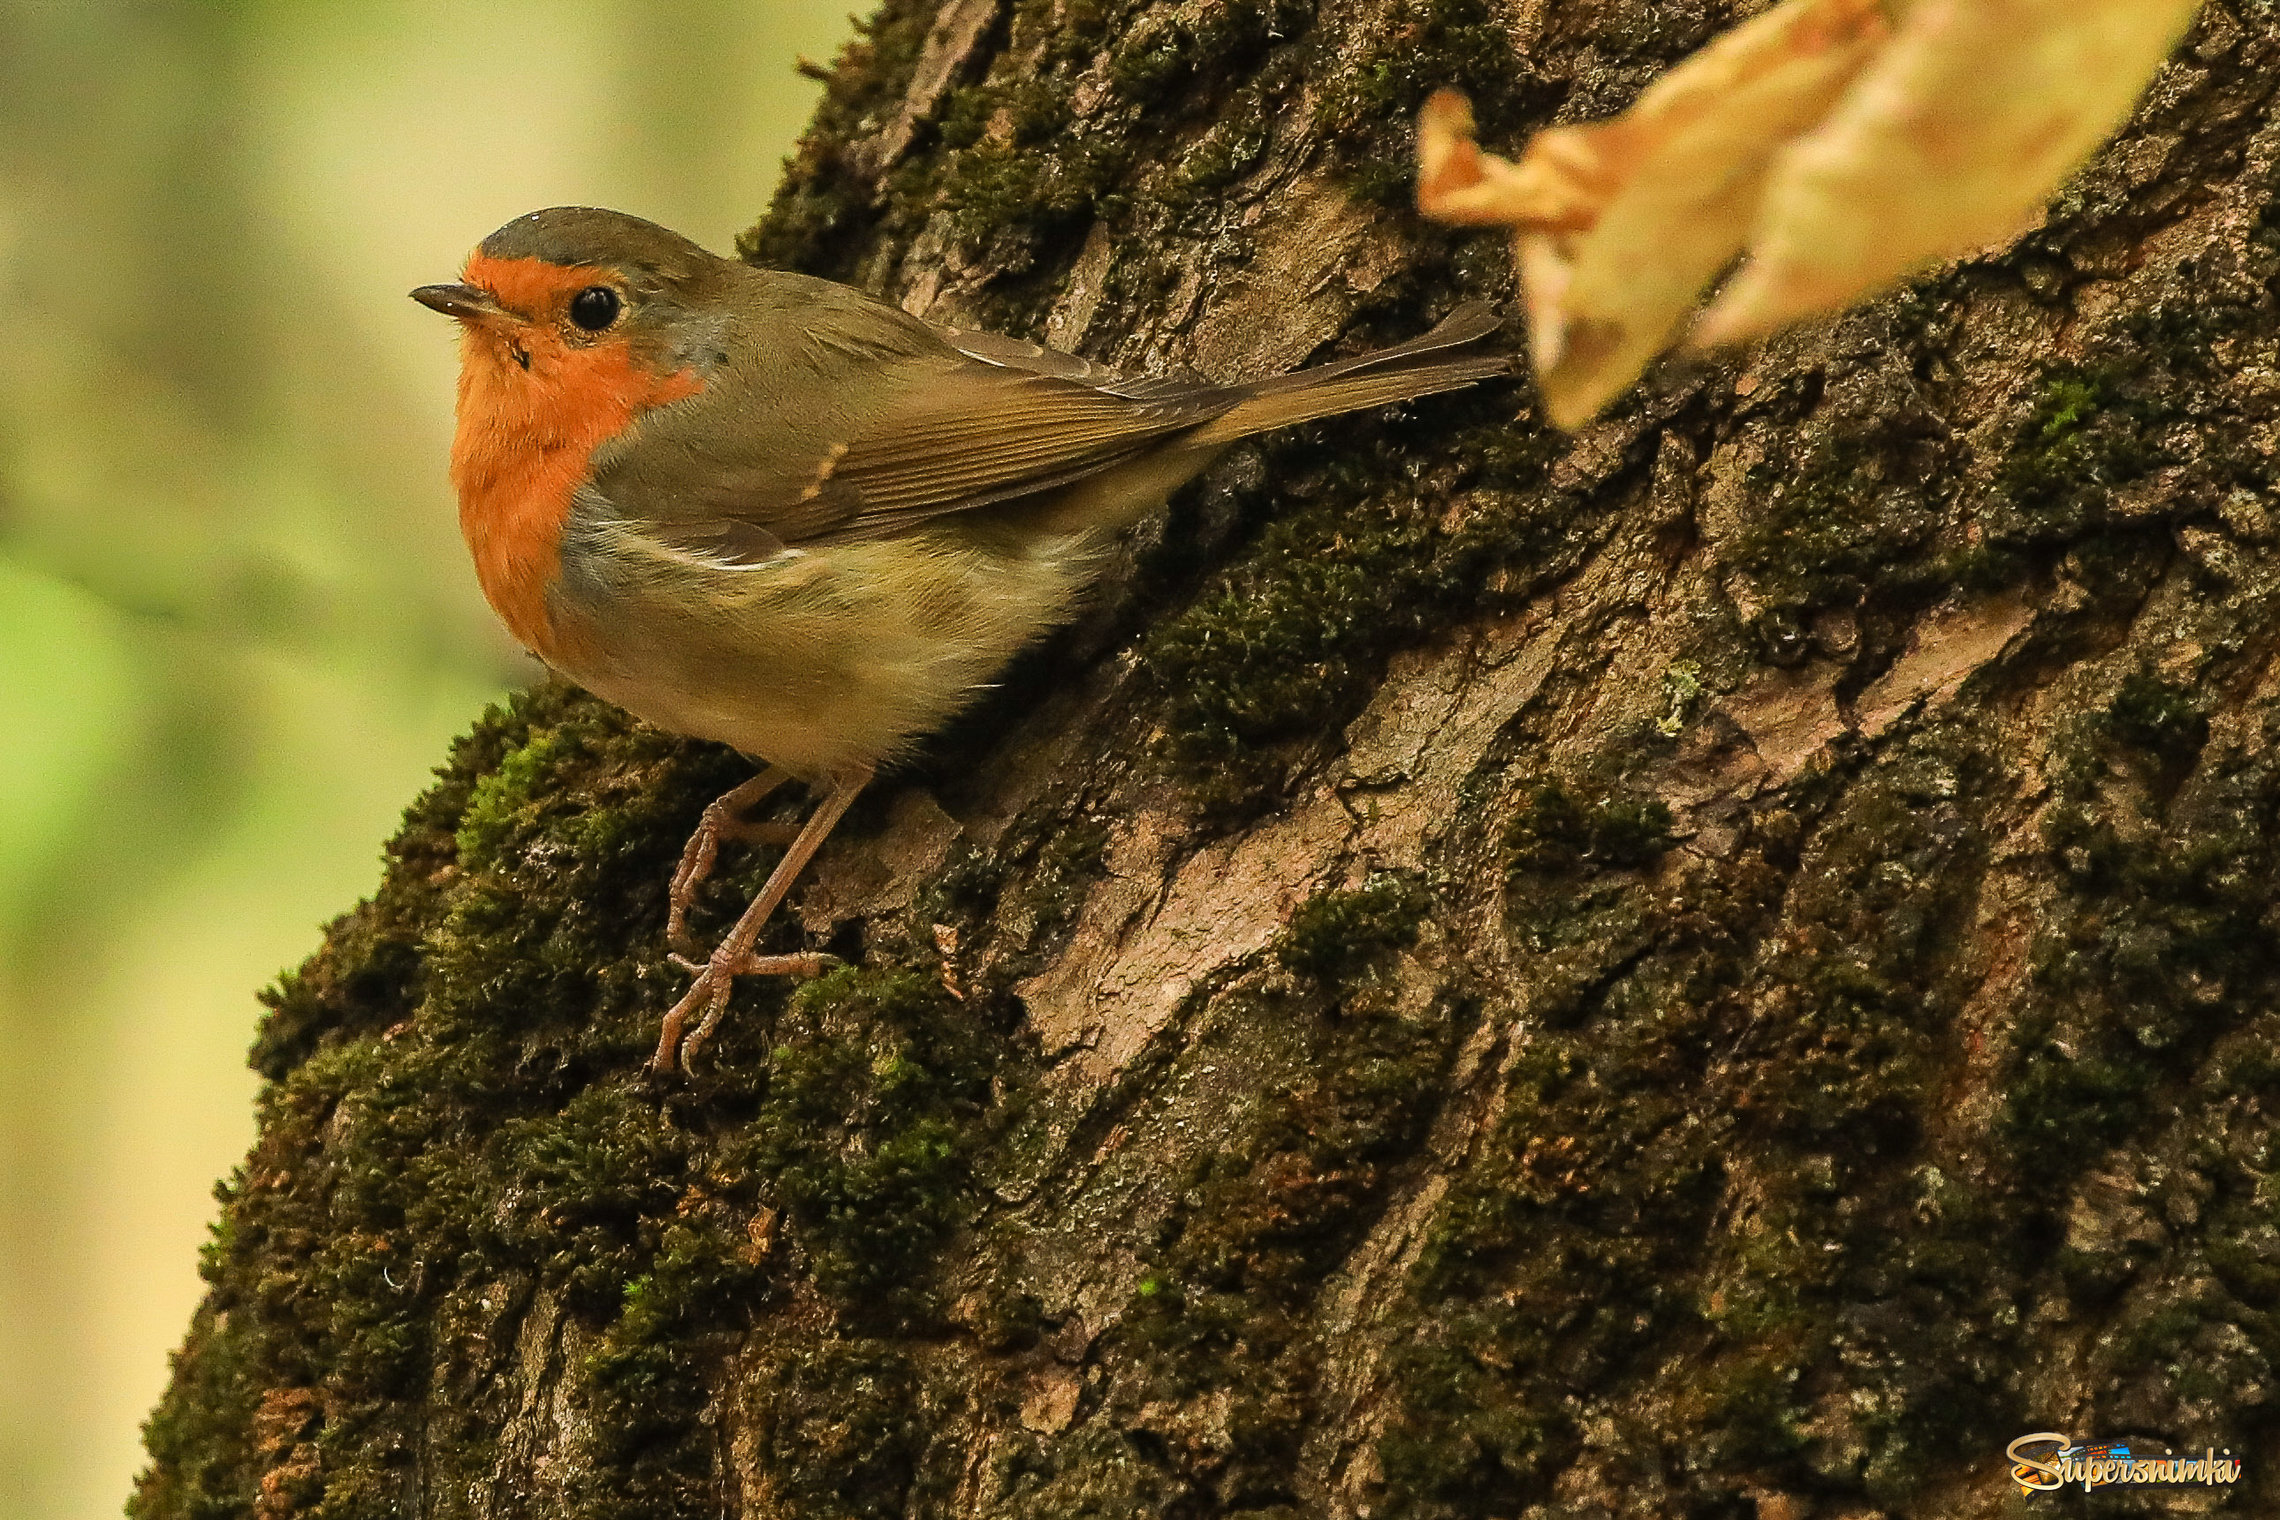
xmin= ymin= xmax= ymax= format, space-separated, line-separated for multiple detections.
xmin=447 ymin=255 xmax=701 ymax=664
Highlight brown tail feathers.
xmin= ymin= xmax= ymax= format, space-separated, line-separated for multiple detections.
xmin=1193 ymin=303 xmax=1512 ymax=445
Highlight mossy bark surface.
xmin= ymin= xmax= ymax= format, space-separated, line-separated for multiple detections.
xmin=136 ymin=1 xmax=2280 ymax=1516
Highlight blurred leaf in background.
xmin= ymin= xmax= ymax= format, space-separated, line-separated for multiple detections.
xmin=0 ymin=2 xmax=856 ymax=1516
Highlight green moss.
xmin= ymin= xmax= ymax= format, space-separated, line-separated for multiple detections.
xmin=938 ymin=137 xmax=1134 ymax=256
xmin=1143 ymin=506 xmax=1433 ymax=806
xmin=1503 ymin=778 xmax=1672 ymax=879
xmin=2107 ymin=668 xmax=2209 ymax=765
xmin=812 ymin=0 xmax=1304 ymax=295
xmin=762 ymin=1342 xmax=922 ymax=1518
xmin=1712 ymin=297 xmax=2246 ymax=667
xmin=577 ymin=1218 xmax=768 ymax=1515
xmin=1376 ymin=1332 xmax=1565 ymax=1512
xmin=1108 ymin=0 xmax=1298 ymax=105
xmin=455 ymin=729 xmax=577 ymax=867
xmin=1386 ymin=1009 xmax=1724 ymax=1511
xmin=1976 ymin=286 xmax=2263 ymax=563
xmin=1490 ymin=745 xmax=1693 ymax=1035
xmin=972 ymin=816 xmax=1111 ymax=976
xmin=1106 ymin=18 xmax=1204 ymax=103
xmin=139 ymin=671 xmax=1029 ymax=1519
xmin=1991 ymin=361 xmax=2169 ymax=536
xmin=247 ymin=690 xmax=641 ymax=1077
xmin=1371 ymin=721 xmax=2042 ymax=1514
xmin=2207 ymin=1217 xmax=2280 ymax=1308
xmin=1654 ymin=660 xmax=1703 ymax=736
xmin=2000 ymin=703 xmax=2280 ymax=1179
xmin=1276 ymin=874 xmax=1427 ymax=987
xmin=1017 ymin=0 xmax=1111 ymax=66
xmin=2001 ymin=1030 xmax=2157 ymax=1171
xmin=1132 ymin=987 xmax=1453 ymax=1308
xmin=1699 ymin=1357 xmax=1807 ymax=1467
xmin=725 ymin=967 xmax=997 ymax=1323
xmin=1316 ymin=0 xmax=1525 ymax=204
xmin=1023 ymin=819 xmax=1107 ymax=919
xmin=1725 ymin=428 xmax=1950 ymax=658
xmin=129 ymin=1295 xmax=265 ymax=1520
xmin=1163 ymin=87 xmax=1274 ymax=206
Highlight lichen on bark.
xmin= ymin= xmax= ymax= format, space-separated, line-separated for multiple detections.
xmin=137 ymin=1 xmax=2280 ymax=1517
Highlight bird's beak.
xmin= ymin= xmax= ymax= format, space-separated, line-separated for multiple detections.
xmin=410 ymin=283 xmax=516 ymax=324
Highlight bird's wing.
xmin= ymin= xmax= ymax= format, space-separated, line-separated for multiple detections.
xmin=786 ymin=362 xmax=1231 ymax=541
xmin=928 ymin=321 xmax=1215 ymax=402
xmin=594 ymin=308 xmax=1235 ymax=557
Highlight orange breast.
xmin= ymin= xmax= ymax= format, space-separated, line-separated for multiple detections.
xmin=448 ymin=254 xmax=702 ymax=664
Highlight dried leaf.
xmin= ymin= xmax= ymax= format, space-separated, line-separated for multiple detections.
xmin=1420 ymin=0 xmax=1890 ymax=427
xmin=1694 ymin=0 xmax=2204 ymax=344
xmin=1419 ymin=0 xmax=2202 ymax=428
xmin=1417 ymin=89 xmax=1609 ymax=232
xmin=1529 ymin=0 xmax=1892 ymax=426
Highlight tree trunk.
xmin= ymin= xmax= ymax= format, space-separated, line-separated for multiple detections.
xmin=134 ymin=1 xmax=2280 ymax=1516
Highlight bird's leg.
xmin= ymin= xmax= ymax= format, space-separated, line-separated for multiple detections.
xmin=667 ymin=766 xmax=794 ymax=954
xmin=650 ymin=766 xmax=872 ymax=1076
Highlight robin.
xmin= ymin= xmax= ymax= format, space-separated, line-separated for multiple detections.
xmin=413 ymin=206 xmax=1508 ymax=1075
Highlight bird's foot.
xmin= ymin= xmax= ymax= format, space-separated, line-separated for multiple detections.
xmin=649 ymin=946 xmax=840 ymax=1077
xmin=667 ymin=769 xmax=794 ymax=954
xmin=649 ymin=766 xmax=871 ymax=1077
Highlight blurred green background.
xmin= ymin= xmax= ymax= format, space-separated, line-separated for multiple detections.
xmin=0 ymin=2 xmax=855 ymax=1515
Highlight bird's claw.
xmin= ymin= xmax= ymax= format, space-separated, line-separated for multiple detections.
xmin=666 ymin=770 xmax=793 ymax=954
xmin=650 ymin=947 xmax=843 ymax=1077
xmin=649 ymin=768 xmax=868 ymax=1078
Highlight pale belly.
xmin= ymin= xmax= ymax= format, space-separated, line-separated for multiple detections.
xmin=546 ymin=525 xmax=1097 ymax=779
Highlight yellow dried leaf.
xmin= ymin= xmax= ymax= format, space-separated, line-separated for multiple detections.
xmin=1420 ymin=0 xmax=1890 ymax=428
xmin=1694 ymin=0 xmax=2204 ymax=345
xmin=1419 ymin=0 xmax=2202 ymax=428
xmin=1418 ymin=91 xmax=1614 ymax=230
xmin=1533 ymin=0 xmax=1892 ymax=426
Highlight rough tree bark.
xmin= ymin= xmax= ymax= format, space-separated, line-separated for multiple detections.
xmin=134 ymin=1 xmax=2280 ymax=1517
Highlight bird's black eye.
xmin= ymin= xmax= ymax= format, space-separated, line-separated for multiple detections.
xmin=569 ymin=285 xmax=622 ymax=331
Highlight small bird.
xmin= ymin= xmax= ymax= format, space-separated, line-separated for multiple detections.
xmin=413 ymin=206 xmax=1508 ymax=1074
